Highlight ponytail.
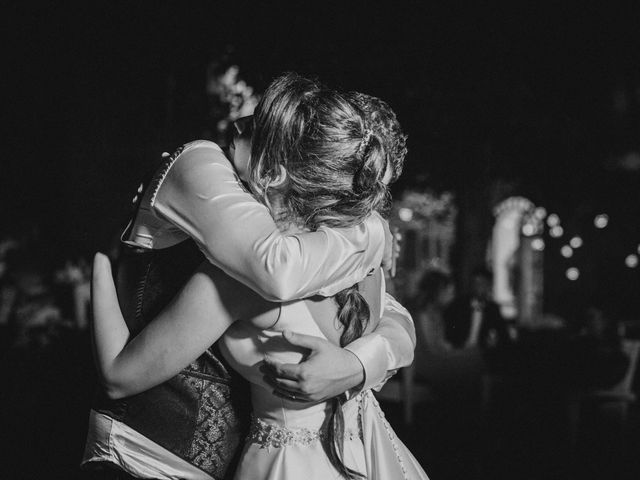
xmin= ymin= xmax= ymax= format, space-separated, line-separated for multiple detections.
xmin=325 ymin=285 xmax=369 ymax=480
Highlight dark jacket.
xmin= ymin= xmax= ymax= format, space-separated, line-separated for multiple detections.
xmin=444 ymin=296 xmax=510 ymax=350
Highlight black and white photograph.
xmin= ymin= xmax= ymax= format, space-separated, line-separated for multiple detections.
xmin=3 ymin=2 xmax=640 ymax=479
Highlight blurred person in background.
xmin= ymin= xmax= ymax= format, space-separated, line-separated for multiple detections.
xmin=412 ymin=269 xmax=487 ymax=386
xmin=568 ymin=304 xmax=629 ymax=391
xmin=445 ymin=266 xmax=511 ymax=366
xmin=436 ymin=266 xmax=512 ymax=479
xmin=54 ymin=256 xmax=91 ymax=331
xmin=413 ymin=269 xmax=455 ymax=357
xmin=1 ymin=250 xmax=63 ymax=350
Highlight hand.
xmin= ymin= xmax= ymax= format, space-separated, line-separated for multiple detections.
xmin=261 ymin=330 xmax=364 ymax=403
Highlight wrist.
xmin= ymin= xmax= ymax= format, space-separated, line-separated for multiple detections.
xmin=344 ymin=348 xmax=365 ymax=393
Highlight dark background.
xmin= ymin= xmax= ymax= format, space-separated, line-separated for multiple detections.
xmin=4 ymin=0 xmax=640 ymax=318
xmin=3 ymin=2 xmax=640 ymax=479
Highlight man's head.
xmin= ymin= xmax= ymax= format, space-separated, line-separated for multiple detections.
xmin=470 ymin=266 xmax=493 ymax=302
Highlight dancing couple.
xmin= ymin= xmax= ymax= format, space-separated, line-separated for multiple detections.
xmin=84 ymin=73 xmax=429 ymax=479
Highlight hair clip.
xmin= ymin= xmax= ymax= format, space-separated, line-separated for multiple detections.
xmin=357 ymin=129 xmax=373 ymax=157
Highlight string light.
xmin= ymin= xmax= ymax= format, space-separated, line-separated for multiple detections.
xmin=547 ymin=214 xmax=560 ymax=227
xmin=398 ymin=208 xmax=413 ymax=222
xmin=566 ymin=267 xmax=580 ymax=281
xmin=531 ymin=238 xmax=545 ymax=251
xmin=522 ymin=224 xmax=536 ymax=236
xmin=560 ymin=245 xmax=573 ymax=258
xmin=534 ymin=207 xmax=547 ymax=219
xmin=625 ymin=254 xmax=639 ymax=268
xmin=550 ymin=225 xmax=564 ymax=238
xmin=594 ymin=214 xmax=609 ymax=229
xmin=570 ymin=236 xmax=583 ymax=249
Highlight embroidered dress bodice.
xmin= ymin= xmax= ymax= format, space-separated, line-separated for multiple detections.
xmin=219 ymin=289 xmax=429 ymax=479
xmin=220 ymin=298 xmax=366 ymax=479
xmin=222 ymin=300 xmax=337 ymax=430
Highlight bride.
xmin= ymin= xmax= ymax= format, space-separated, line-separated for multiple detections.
xmin=91 ymin=73 xmax=429 ymax=479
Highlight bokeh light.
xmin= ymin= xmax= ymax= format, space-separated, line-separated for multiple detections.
xmin=522 ymin=224 xmax=536 ymax=236
xmin=626 ymin=254 xmax=639 ymax=268
xmin=569 ymin=236 xmax=583 ymax=249
xmin=550 ymin=225 xmax=564 ymax=238
xmin=546 ymin=214 xmax=560 ymax=227
xmin=594 ymin=214 xmax=609 ymax=229
xmin=531 ymin=238 xmax=545 ymax=251
xmin=560 ymin=245 xmax=573 ymax=258
xmin=398 ymin=208 xmax=413 ymax=222
xmin=534 ymin=207 xmax=547 ymax=219
xmin=566 ymin=267 xmax=580 ymax=281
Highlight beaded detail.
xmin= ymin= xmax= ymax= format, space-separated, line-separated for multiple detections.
xmin=363 ymin=390 xmax=410 ymax=480
xmin=148 ymin=145 xmax=185 ymax=208
xmin=247 ymin=416 xmax=325 ymax=449
xmin=148 ymin=140 xmax=223 ymax=208
xmin=246 ymin=416 xmax=359 ymax=450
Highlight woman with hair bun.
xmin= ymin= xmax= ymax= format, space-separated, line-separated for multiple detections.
xmin=90 ymin=73 xmax=428 ymax=479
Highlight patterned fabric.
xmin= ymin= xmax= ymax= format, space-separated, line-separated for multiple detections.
xmin=88 ymin=237 xmax=249 ymax=480
xmin=185 ymin=373 xmax=247 ymax=479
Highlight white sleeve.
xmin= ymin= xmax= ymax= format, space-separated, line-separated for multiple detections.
xmin=145 ymin=141 xmax=385 ymax=301
xmin=345 ymin=292 xmax=416 ymax=391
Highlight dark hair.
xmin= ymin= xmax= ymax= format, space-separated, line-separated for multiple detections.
xmin=250 ymin=73 xmax=407 ymax=479
xmin=415 ymin=270 xmax=452 ymax=310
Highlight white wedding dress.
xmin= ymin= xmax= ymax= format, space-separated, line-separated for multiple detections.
xmin=219 ymin=298 xmax=429 ymax=480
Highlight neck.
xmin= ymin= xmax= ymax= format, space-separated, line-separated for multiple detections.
xmin=268 ymin=194 xmax=306 ymax=233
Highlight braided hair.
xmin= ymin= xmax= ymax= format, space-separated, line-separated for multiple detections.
xmin=249 ymin=73 xmax=407 ymax=478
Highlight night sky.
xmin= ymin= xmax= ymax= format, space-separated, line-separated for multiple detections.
xmin=4 ymin=1 xmax=640 ymax=314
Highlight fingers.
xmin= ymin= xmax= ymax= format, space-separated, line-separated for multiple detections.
xmin=280 ymin=330 xmax=325 ymax=351
xmin=273 ymin=389 xmax=310 ymax=403
xmin=263 ymin=375 xmax=300 ymax=391
xmin=261 ymin=359 xmax=301 ymax=381
xmin=261 ymin=364 xmax=312 ymax=402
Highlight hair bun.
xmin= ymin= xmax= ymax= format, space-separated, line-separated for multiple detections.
xmin=354 ymin=133 xmax=384 ymax=190
xmin=357 ymin=129 xmax=374 ymax=157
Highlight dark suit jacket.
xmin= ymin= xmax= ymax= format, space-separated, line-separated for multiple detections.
xmin=444 ymin=296 xmax=510 ymax=350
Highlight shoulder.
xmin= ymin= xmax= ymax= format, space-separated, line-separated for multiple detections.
xmin=149 ymin=140 xmax=236 ymax=206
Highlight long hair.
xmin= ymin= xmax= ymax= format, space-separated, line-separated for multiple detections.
xmin=249 ymin=73 xmax=407 ymax=478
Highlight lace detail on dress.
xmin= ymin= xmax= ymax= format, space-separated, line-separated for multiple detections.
xmin=247 ymin=416 xmax=359 ymax=450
